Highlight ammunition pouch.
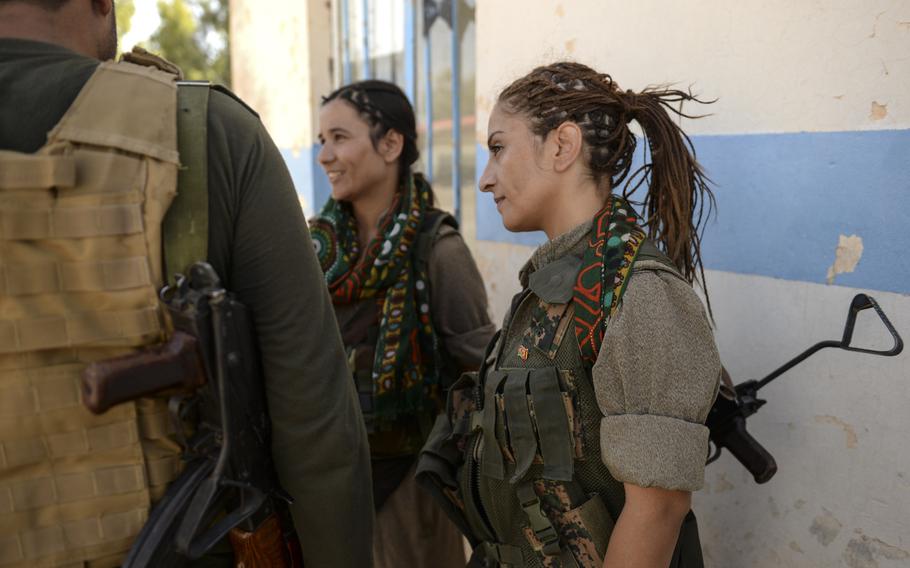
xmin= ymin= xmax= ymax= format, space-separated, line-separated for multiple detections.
xmin=415 ymin=371 xmax=479 ymax=545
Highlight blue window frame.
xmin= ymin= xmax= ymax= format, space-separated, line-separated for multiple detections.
xmin=333 ymin=0 xmax=476 ymax=229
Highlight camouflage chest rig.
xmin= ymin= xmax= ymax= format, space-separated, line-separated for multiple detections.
xmin=417 ymin=196 xmax=703 ymax=568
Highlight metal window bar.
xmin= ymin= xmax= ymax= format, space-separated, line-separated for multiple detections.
xmin=423 ymin=4 xmax=434 ymax=183
xmin=362 ymin=0 xmax=371 ymax=79
xmin=404 ymin=0 xmax=417 ymax=104
xmin=450 ymin=0 xmax=461 ymax=223
xmin=331 ymin=0 xmax=343 ymax=89
xmin=341 ymin=0 xmax=352 ymax=83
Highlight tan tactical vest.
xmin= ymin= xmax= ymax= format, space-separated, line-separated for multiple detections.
xmin=0 ymin=60 xmax=182 ymax=568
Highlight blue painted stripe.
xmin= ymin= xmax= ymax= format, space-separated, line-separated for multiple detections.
xmin=280 ymin=147 xmax=331 ymax=219
xmin=475 ymin=129 xmax=910 ymax=294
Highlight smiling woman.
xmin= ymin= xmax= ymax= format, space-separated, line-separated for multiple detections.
xmin=308 ymin=79 xmax=495 ymax=568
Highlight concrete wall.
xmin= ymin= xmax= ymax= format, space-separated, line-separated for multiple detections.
xmin=229 ymin=0 xmax=333 ymax=215
xmin=474 ymin=1 xmax=910 ymax=566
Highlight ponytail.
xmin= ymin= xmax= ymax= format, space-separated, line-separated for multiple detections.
xmin=619 ymin=88 xmax=715 ymax=288
xmin=498 ymin=62 xmax=715 ymax=300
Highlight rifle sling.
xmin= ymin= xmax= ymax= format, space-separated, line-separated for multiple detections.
xmin=164 ymin=81 xmax=211 ymax=283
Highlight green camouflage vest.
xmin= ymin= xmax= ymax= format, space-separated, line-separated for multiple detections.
xmin=418 ymin=224 xmax=703 ymax=568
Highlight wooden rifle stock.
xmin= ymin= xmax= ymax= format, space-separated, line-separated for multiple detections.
xmin=81 ymin=331 xmax=207 ymax=414
xmin=228 ymin=513 xmax=303 ymax=568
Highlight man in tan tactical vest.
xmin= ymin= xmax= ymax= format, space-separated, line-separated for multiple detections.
xmin=0 ymin=1 xmax=374 ymax=566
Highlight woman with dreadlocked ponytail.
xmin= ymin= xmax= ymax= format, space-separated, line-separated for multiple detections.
xmin=310 ymin=80 xmax=495 ymax=567
xmin=417 ymin=62 xmax=720 ymax=567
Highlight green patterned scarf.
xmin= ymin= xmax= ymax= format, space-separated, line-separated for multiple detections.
xmin=573 ymin=194 xmax=647 ymax=366
xmin=309 ymin=174 xmax=439 ymax=421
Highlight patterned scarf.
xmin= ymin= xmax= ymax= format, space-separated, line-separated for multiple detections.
xmin=573 ymin=194 xmax=647 ymax=366
xmin=309 ymin=174 xmax=439 ymax=421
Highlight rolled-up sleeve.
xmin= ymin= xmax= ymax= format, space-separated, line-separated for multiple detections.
xmin=592 ymin=262 xmax=721 ymax=491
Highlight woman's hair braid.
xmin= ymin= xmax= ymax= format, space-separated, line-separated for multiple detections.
xmin=498 ymin=61 xmax=716 ymax=293
xmin=323 ymin=80 xmax=421 ymax=187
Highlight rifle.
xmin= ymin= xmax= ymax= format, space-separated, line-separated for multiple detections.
xmin=81 ymin=262 xmax=303 ymax=567
xmin=706 ymin=293 xmax=903 ymax=484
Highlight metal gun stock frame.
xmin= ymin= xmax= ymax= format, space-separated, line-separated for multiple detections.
xmin=706 ymin=293 xmax=903 ymax=483
xmin=123 ymin=263 xmax=299 ymax=567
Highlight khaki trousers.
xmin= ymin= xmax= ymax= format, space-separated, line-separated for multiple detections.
xmin=373 ymin=466 xmax=467 ymax=568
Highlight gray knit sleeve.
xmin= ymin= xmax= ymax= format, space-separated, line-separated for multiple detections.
xmin=592 ymin=261 xmax=721 ymax=492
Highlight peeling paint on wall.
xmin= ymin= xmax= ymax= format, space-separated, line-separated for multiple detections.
xmin=810 ymin=509 xmax=843 ymax=546
xmin=826 ymin=234 xmax=864 ymax=284
xmin=714 ymin=472 xmax=735 ymax=493
xmin=843 ymin=533 xmax=910 ymax=568
xmin=769 ymin=496 xmax=781 ymax=519
xmin=815 ymin=415 xmax=860 ymax=448
xmin=868 ymin=11 xmax=887 ymax=38
xmin=869 ymin=101 xmax=888 ymax=120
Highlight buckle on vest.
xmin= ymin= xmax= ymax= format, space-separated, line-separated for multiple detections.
xmin=517 ymin=483 xmax=561 ymax=556
xmin=476 ymin=542 xmax=524 ymax=567
xmin=470 ymin=410 xmax=483 ymax=432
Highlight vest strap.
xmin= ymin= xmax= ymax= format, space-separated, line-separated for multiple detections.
xmin=0 ymin=203 xmax=144 ymax=240
xmin=0 ymin=464 xmax=146 ymax=514
xmin=0 ymin=257 xmax=151 ymax=296
xmin=503 ymin=370 xmax=535 ymax=484
xmin=0 ymin=307 xmax=160 ymax=354
xmin=0 ymin=504 xmax=146 ymax=565
xmin=516 ymin=482 xmax=561 ymax=556
xmin=0 ymin=152 xmax=76 ymax=190
xmin=163 ymin=81 xmax=210 ymax=283
xmin=0 ymin=419 xmax=138 ymax=471
xmin=528 ymin=367 xmax=573 ymax=481
xmin=145 ymin=453 xmax=181 ymax=487
xmin=136 ymin=406 xmax=176 ymax=440
xmin=473 ymin=541 xmax=524 ymax=567
xmin=480 ymin=370 xmax=508 ymax=480
xmin=0 ymin=363 xmax=83 ymax=416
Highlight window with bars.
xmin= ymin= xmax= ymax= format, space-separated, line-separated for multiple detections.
xmin=332 ymin=0 xmax=477 ymax=237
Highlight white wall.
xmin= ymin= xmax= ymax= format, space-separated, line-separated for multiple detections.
xmin=474 ymin=0 xmax=909 ymax=138
xmin=229 ymin=0 xmax=333 ymax=213
xmin=698 ymin=272 xmax=909 ymax=567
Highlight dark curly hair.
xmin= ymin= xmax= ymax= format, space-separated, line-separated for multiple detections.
xmin=498 ymin=61 xmax=715 ymax=291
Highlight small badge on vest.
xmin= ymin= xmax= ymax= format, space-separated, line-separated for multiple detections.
xmin=518 ymin=300 xmax=574 ymax=361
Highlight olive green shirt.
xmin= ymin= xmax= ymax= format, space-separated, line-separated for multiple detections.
xmin=524 ymin=220 xmax=721 ymax=492
xmin=423 ymin=223 xmax=497 ymax=370
xmin=0 ymin=39 xmax=373 ymax=567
